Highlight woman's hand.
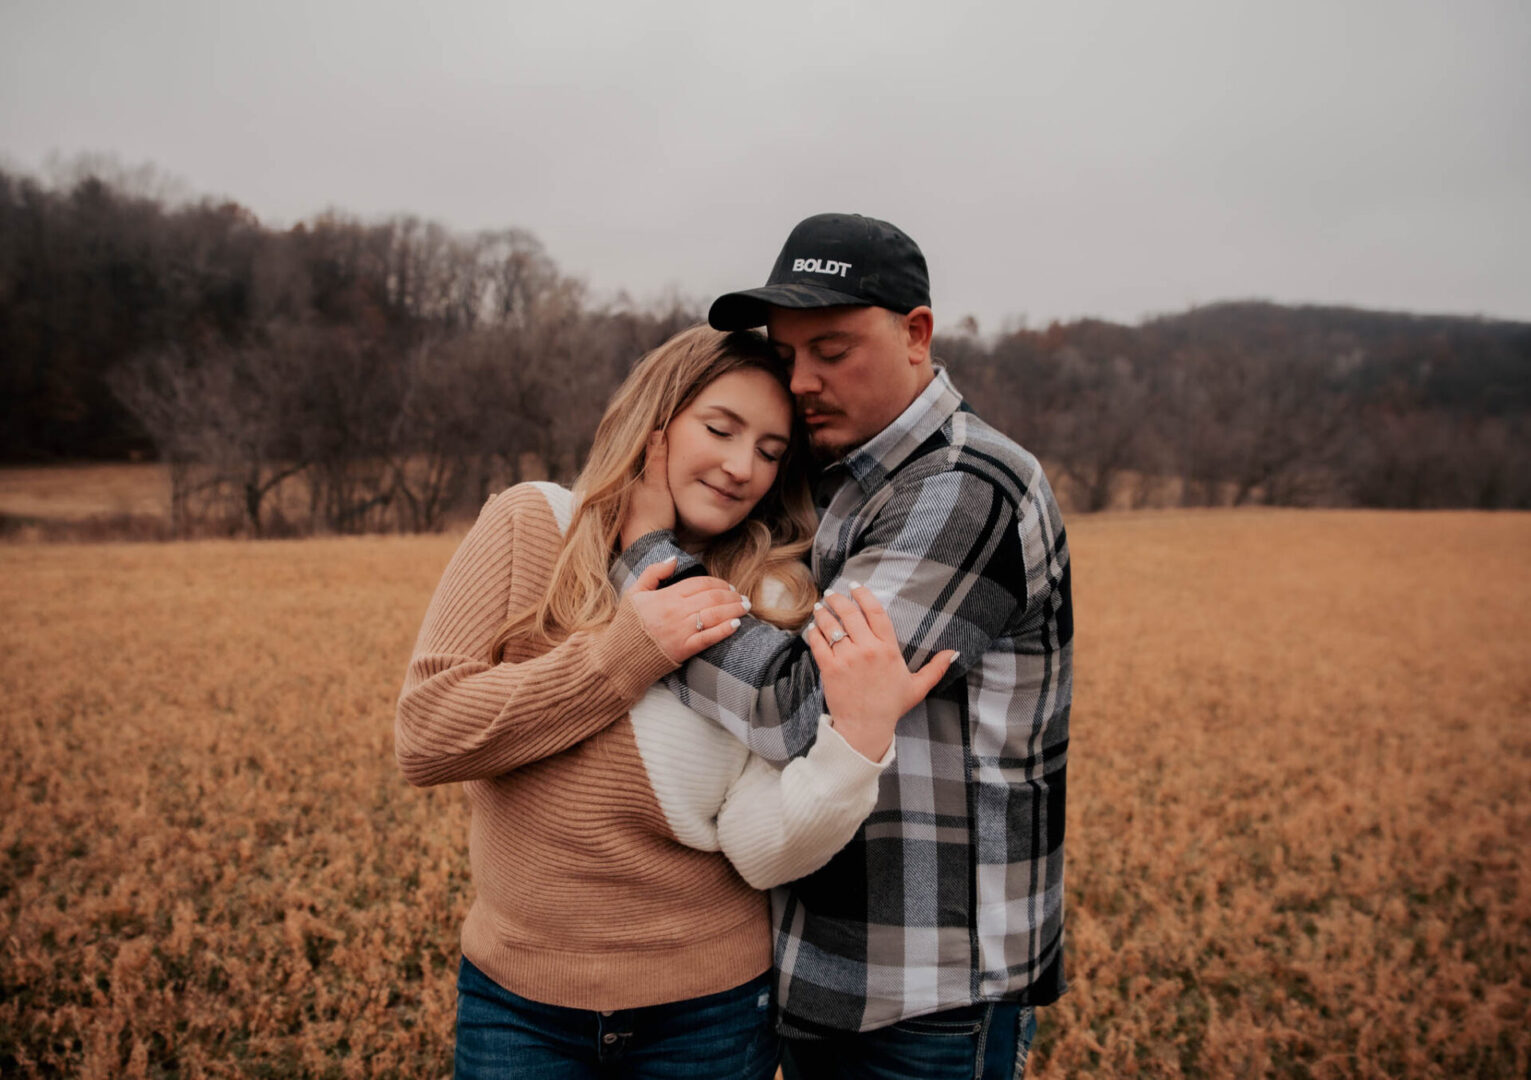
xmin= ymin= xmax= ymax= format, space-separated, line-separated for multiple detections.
xmin=807 ymin=583 xmax=957 ymax=761
xmin=621 ymin=430 xmax=677 ymax=550
xmin=628 ymin=556 xmax=750 ymax=664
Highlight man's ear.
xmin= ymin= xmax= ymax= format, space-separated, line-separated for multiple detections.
xmin=904 ymin=306 xmax=934 ymax=365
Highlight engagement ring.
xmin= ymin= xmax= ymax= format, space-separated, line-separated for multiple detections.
xmin=695 ymin=612 xmax=705 ymax=631
xmin=829 ymin=628 xmax=846 ymax=645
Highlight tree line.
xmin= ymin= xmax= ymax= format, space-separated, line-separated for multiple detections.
xmin=943 ymin=303 xmax=1531 ymax=512
xmin=1 ymin=161 xmax=1527 ymax=536
xmin=0 ymin=162 xmax=695 ymax=535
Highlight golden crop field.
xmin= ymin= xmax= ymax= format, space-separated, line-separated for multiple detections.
xmin=2 ymin=509 xmax=1527 ymax=1078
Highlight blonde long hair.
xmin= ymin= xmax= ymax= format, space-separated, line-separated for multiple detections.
xmin=491 ymin=325 xmax=818 ymax=660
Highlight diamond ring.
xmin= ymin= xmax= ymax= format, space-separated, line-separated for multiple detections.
xmin=695 ymin=612 xmax=705 ymax=631
xmin=828 ymin=628 xmax=846 ymax=646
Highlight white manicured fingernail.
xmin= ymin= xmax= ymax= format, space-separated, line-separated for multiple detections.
xmin=730 ymin=618 xmax=741 ymax=628
xmin=813 ymin=602 xmax=823 ymax=611
xmin=849 ymin=580 xmax=862 ymax=589
xmin=950 ymin=651 xmax=961 ymax=661
xmin=662 ymin=555 xmax=677 ymax=564
xmin=741 ymin=598 xmax=751 ymax=612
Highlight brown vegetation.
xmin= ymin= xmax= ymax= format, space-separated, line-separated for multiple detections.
xmin=1050 ymin=510 xmax=1530 ymax=1076
xmin=2 ymin=510 xmax=1527 ymax=1077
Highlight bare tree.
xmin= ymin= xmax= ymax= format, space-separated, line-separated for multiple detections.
xmin=108 ymin=342 xmax=310 ymax=536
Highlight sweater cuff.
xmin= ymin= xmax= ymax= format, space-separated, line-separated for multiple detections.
xmin=811 ymin=714 xmax=895 ymax=779
xmin=590 ymin=595 xmax=680 ymax=701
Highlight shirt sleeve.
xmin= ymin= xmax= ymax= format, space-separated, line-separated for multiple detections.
xmin=395 ymin=488 xmax=678 ymax=787
xmin=615 ymin=467 xmax=1030 ymax=764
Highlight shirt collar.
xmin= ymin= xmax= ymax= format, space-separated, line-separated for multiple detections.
xmin=834 ymin=366 xmax=963 ymax=494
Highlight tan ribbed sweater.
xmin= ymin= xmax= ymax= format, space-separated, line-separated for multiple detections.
xmin=396 ymin=483 xmax=890 ymax=1010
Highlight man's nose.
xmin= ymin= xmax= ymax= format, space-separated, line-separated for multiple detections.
xmin=788 ymin=359 xmax=820 ymax=396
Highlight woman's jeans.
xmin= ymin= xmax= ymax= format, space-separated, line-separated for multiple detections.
xmin=780 ymin=1000 xmax=1038 ymax=1080
xmin=454 ymin=957 xmax=778 ymax=1079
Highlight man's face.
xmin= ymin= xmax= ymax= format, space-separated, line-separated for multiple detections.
xmin=767 ymin=305 xmax=924 ymax=459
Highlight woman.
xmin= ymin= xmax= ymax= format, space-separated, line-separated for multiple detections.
xmin=396 ymin=326 xmax=952 ymax=1078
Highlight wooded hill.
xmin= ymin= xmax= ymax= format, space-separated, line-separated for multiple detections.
xmin=941 ymin=301 xmax=1530 ymax=511
xmin=2 ymin=163 xmax=1526 ymax=533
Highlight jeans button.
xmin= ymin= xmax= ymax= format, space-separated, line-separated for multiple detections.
xmin=602 ymin=1033 xmax=618 ymax=1045
xmin=599 ymin=1010 xmax=612 ymax=1017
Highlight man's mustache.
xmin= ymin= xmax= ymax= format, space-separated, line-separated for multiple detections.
xmin=796 ymin=396 xmax=836 ymax=417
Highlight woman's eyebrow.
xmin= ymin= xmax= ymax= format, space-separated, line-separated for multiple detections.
xmin=700 ymin=404 xmax=747 ymax=426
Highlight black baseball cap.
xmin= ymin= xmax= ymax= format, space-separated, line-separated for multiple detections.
xmin=708 ymin=213 xmax=931 ymax=331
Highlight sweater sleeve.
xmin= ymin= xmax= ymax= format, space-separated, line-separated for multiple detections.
xmin=395 ymin=486 xmax=677 ymax=787
xmin=632 ymin=687 xmax=893 ymax=891
xmin=714 ymin=717 xmax=893 ymax=889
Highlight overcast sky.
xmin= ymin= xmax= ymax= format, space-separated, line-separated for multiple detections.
xmin=2 ymin=0 xmax=1527 ymax=333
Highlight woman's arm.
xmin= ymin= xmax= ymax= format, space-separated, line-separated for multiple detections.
xmin=629 ymin=690 xmax=893 ymax=891
xmin=635 ymin=587 xmax=953 ymax=889
xmin=397 ymin=486 xmax=748 ymax=787
xmin=713 ymin=717 xmax=893 ymax=889
xmin=395 ymin=487 xmax=678 ymax=787
xmin=712 ymin=587 xmax=955 ymax=887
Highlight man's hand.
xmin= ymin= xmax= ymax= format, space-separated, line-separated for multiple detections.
xmin=621 ymin=430 xmax=677 ymax=550
xmin=627 ymin=557 xmax=749 ymax=664
xmin=808 ymin=583 xmax=956 ymax=761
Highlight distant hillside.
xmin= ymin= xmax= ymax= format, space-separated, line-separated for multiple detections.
xmin=1139 ymin=301 xmax=1531 ymax=414
xmin=937 ymin=302 xmax=1530 ymax=512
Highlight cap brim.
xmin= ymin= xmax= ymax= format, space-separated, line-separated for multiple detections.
xmin=708 ymin=283 xmax=870 ymax=330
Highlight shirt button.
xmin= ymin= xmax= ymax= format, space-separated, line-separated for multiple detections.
xmin=602 ymin=1033 xmax=618 ymax=1045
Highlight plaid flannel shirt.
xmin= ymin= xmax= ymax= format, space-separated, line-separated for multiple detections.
xmin=612 ymin=368 xmax=1072 ymax=1036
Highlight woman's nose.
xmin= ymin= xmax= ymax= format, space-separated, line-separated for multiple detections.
xmin=721 ymin=446 xmax=753 ymax=481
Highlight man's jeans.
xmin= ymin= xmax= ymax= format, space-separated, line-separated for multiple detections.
xmin=780 ymin=1001 xmax=1037 ymax=1080
xmin=454 ymin=957 xmax=778 ymax=1079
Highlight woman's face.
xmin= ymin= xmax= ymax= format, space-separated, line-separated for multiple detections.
xmin=665 ymin=366 xmax=793 ymax=548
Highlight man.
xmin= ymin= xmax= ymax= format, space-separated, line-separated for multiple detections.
xmin=615 ymin=213 xmax=1073 ymax=1078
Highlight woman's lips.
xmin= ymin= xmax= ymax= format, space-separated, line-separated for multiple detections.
xmin=700 ymin=480 xmax=742 ymax=501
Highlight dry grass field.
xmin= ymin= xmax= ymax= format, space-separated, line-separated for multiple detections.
xmin=0 ymin=464 xmax=172 ymax=524
xmin=2 ymin=508 xmax=1528 ymax=1077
